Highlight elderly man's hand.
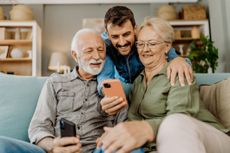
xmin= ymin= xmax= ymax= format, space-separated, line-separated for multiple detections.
xmin=167 ymin=57 xmax=193 ymax=86
xmin=99 ymin=121 xmax=154 ymax=153
xmin=100 ymin=96 xmax=127 ymax=116
xmin=52 ymin=136 xmax=81 ymax=153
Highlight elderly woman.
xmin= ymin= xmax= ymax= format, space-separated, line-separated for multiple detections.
xmin=98 ymin=18 xmax=230 ymax=153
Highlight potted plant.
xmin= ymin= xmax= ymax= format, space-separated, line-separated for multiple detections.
xmin=188 ymin=34 xmax=219 ymax=73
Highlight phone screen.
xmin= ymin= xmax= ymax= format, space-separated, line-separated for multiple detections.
xmin=60 ymin=118 xmax=76 ymax=137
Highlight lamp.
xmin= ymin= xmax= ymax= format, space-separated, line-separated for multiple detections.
xmin=48 ymin=52 xmax=70 ymax=74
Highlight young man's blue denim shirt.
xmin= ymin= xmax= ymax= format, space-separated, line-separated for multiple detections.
xmin=97 ymin=32 xmax=179 ymax=95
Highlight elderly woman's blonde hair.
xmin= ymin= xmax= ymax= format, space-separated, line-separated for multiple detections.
xmin=138 ymin=17 xmax=175 ymax=43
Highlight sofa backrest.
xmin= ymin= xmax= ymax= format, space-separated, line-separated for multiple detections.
xmin=0 ymin=73 xmax=229 ymax=142
xmin=0 ymin=73 xmax=47 ymax=142
xmin=195 ymin=73 xmax=230 ymax=85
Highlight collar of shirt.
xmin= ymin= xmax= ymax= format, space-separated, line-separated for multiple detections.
xmin=139 ymin=63 xmax=169 ymax=81
xmin=70 ymin=66 xmax=97 ymax=82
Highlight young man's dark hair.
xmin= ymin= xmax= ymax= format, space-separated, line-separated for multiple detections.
xmin=104 ymin=6 xmax=136 ymax=29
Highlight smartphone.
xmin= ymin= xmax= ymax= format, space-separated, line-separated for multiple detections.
xmin=102 ymin=79 xmax=127 ymax=102
xmin=60 ymin=118 xmax=76 ymax=137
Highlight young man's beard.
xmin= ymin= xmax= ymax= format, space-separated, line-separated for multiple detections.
xmin=77 ymin=57 xmax=105 ymax=75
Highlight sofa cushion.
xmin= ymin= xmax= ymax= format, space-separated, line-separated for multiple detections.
xmin=200 ymin=77 xmax=230 ymax=128
xmin=0 ymin=73 xmax=47 ymax=141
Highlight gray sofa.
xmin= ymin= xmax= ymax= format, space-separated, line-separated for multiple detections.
xmin=0 ymin=73 xmax=230 ymax=142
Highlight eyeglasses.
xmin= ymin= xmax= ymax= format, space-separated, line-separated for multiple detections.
xmin=135 ymin=40 xmax=165 ymax=51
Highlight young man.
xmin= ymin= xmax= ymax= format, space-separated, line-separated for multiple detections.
xmin=97 ymin=6 xmax=193 ymax=96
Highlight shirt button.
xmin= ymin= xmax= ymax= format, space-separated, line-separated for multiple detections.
xmin=77 ymin=126 xmax=80 ymax=130
xmin=81 ymin=112 xmax=84 ymax=115
xmin=85 ymin=98 xmax=87 ymax=101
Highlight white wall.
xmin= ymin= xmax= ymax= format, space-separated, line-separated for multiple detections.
xmin=42 ymin=4 xmax=151 ymax=75
xmin=1 ymin=4 xmax=154 ymax=75
xmin=41 ymin=3 xmax=202 ymax=75
xmin=2 ymin=1 xmax=229 ymax=75
xmin=208 ymin=0 xmax=230 ymax=72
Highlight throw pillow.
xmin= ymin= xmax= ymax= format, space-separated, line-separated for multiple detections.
xmin=200 ymin=77 xmax=230 ymax=128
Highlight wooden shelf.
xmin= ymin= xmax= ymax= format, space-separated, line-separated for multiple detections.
xmin=0 ymin=21 xmax=41 ymax=76
xmin=170 ymin=20 xmax=210 ymax=57
xmin=0 ymin=20 xmax=37 ymax=27
xmin=175 ymin=38 xmax=200 ymax=41
xmin=0 ymin=58 xmax=32 ymax=62
xmin=0 ymin=40 xmax=32 ymax=45
xmin=0 ymin=0 xmax=198 ymax=4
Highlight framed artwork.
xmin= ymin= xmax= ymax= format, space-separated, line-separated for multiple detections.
xmin=0 ymin=46 xmax=9 ymax=59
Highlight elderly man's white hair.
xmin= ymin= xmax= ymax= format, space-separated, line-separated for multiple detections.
xmin=71 ymin=28 xmax=98 ymax=53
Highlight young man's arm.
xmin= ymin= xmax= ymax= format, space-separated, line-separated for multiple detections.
xmin=97 ymin=56 xmax=115 ymax=95
xmin=97 ymin=55 xmax=133 ymax=97
xmin=167 ymin=48 xmax=193 ymax=86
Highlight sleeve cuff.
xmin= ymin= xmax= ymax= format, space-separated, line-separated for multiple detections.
xmin=30 ymin=131 xmax=55 ymax=144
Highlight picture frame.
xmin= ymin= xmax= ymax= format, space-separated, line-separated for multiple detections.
xmin=0 ymin=46 xmax=9 ymax=59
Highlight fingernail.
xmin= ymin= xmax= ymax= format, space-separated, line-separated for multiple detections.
xmin=181 ymin=83 xmax=185 ymax=87
xmin=171 ymin=83 xmax=175 ymax=86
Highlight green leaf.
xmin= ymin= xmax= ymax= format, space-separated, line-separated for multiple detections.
xmin=188 ymin=34 xmax=218 ymax=73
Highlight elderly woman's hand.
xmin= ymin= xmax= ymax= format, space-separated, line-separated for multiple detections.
xmin=100 ymin=96 xmax=127 ymax=116
xmin=167 ymin=56 xmax=193 ymax=86
xmin=99 ymin=121 xmax=154 ymax=153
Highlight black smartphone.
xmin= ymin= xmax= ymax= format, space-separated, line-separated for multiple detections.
xmin=60 ymin=118 xmax=76 ymax=137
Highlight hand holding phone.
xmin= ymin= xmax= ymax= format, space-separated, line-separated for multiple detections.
xmin=101 ymin=79 xmax=127 ymax=115
xmin=60 ymin=118 xmax=76 ymax=137
xmin=102 ymin=79 xmax=126 ymax=101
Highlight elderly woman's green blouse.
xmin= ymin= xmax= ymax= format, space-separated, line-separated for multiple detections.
xmin=128 ymin=63 xmax=229 ymax=151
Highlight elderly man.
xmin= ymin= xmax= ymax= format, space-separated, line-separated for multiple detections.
xmin=0 ymin=28 xmax=125 ymax=153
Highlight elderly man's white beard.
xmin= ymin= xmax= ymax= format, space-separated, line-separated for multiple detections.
xmin=77 ymin=57 xmax=105 ymax=75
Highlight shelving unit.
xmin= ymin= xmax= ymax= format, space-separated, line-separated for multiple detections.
xmin=0 ymin=40 xmax=32 ymax=45
xmin=0 ymin=21 xmax=41 ymax=76
xmin=169 ymin=20 xmax=210 ymax=56
xmin=0 ymin=0 xmax=198 ymax=4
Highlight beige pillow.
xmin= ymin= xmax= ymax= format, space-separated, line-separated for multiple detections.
xmin=200 ymin=77 xmax=230 ymax=128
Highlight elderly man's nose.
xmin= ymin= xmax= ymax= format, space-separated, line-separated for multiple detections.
xmin=92 ymin=51 xmax=100 ymax=59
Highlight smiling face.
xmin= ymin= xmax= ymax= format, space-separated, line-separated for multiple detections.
xmin=71 ymin=30 xmax=106 ymax=79
xmin=137 ymin=26 xmax=170 ymax=69
xmin=106 ymin=20 xmax=136 ymax=56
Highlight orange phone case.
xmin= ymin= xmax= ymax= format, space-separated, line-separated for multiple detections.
xmin=102 ymin=79 xmax=126 ymax=101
